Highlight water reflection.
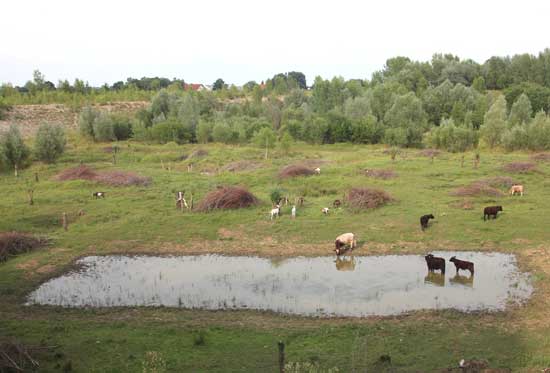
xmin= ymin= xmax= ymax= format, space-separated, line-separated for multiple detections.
xmin=26 ymin=251 xmax=532 ymax=317
xmin=450 ymin=273 xmax=474 ymax=288
xmin=424 ymin=272 xmax=445 ymax=287
xmin=335 ymin=256 xmax=356 ymax=271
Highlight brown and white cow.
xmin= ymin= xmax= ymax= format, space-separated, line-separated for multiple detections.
xmin=509 ymin=184 xmax=524 ymax=196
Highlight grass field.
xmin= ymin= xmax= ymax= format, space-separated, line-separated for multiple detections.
xmin=1 ymin=137 xmax=550 ymax=371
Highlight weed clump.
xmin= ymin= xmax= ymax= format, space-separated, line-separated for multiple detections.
xmin=346 ymin=187 xmax=393 ymax=210
xmin=189 ymin=149 xmax=208 ymax=158
xmin=364 ymin=169 xmax=397 ymax=179
xmin=0 ymin=232 xmax=48 ymax=263
xmin=55 ymin=165 xmax=151 ymax=187
xmin=531 ymin=153 xmax=550 ymax=162
xmin=279 ymin=164 xmax=315 ymax=179
xmin=502 ymin=162 xmax=537 ymax=174
xmin=196 ymin=186 xmax=259 ymax=212
xmin=0 ymin=340 xmax=41 ymax=371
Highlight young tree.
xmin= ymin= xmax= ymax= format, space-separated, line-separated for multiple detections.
xmin=196 ymin=121 xmax=212 ymax=144
xmin=481 ymin=95 xmax=508 ymax=148
xmin=92 ymin=113 xmax=116 ymax=142
xmin=279 ymin=132 xmax=293 ymax=155
xmin=383 ymin=92 xmax=429 ymax=147
xmin=79 ymin=106 xmax=99 ymax=138
xmin=34 ymin=123 xmax=66 ymax=163
xmin=508 ymin=93 xmax=532 ymax=126
xmin=253 ymin=127 xmax=276 ymax=159
xmin=0 ymin=124 xmax=30 ymax=176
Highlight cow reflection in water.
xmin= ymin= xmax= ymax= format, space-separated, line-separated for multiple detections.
xmin=335 ymin=256 xmax=356 ymax=271
xmin=424 ymin=271 xmax=445 ymax=287
xmin=450 ymin=273 xmax=474 ymax=288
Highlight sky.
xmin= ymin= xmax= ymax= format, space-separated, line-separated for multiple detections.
xmin=2 ymin=0 xmax=550 ymax=87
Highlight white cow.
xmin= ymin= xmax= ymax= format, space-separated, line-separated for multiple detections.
xmin=334 ymin=232 xmax=357 ymax=255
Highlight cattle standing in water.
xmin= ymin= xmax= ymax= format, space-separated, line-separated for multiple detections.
xmin=334 ymin=232 xmax=357 ymax=255
xmin=483 ymin=205 xmax=503 ymax=221
xmin=420 ymin=214 xmax=435 ymax=231
xmin=424 ymin=254 xmax=445 ymax=274
xmin=509 ymin=185 xmax=524 ymax=196
xmin=93 ymin=192 xmax=105 ymax=199
xmin=450 ymin=256 xmax=474 ymax=275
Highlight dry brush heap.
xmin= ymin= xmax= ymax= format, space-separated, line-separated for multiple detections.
xmin=196 ymin=186 xmax=259 ymax=212
xmin=55 ymin=165 xmax=151 ymax=187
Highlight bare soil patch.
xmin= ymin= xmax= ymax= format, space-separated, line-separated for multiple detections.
xmin=55 ymin=165 xmax=150 ymax=187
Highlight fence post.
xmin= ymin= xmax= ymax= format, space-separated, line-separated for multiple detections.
xmin=62 ymin=212 xmax=68 ymax=231
xmin=278 ymin=341 xmax=285 ymax=373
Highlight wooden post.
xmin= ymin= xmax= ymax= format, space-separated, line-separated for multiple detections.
xmin=34 ymin=172 xmax=39 ymax=182
xmin=14 ymin=164 xmax=18 ymax=177
xmin=62 ymin=213 xmax=68 ymax=231
xmin=28 ymin=189 xmax=34 ymax=205
xmin=278 ymin=341 xmax=285 ymax=373
xmin=190 ymin=194 xmax=194 ymax=210
xmin=461 ymin=155 xmax=465 ymax=168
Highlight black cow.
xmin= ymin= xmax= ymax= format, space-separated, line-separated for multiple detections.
xmin=425 ymin=254 xmax=445 ymax=274
xmin=450 ymin=256 xmax=474 ymax=275
xmin=483 ymin=206 xmax=502 ymax=221
xmin=420 ymin=214 xmax=435 ymax=230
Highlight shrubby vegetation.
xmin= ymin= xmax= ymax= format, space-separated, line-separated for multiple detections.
xmin=0 ymin=125 xmax=30 ymax=175
xmin=34 ymin=123 xmax=66 ymax=163
xmin=4 ymin=49 xmax=550 ymax=158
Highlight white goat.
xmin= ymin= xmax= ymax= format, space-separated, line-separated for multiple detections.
xmin=314 ymin=167 xmax=321 ymax=175
xmin=270 ymin=204 xmax=281 ymax=220
xmin=321 ymin=207 xmax=329 ymax=215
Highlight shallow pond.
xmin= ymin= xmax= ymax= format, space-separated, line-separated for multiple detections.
xmin=26 ymin=252 xmax=532 ymax=317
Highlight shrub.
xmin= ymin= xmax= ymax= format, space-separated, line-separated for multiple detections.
xmin=347 ymin=187 xmax=394 ymax=210
xmin=78 ymin=106 xmax=99 ymax=138
xmin=150 ymin=118 xmax=189 ymax=144
xmin=0 ymin=124 xmax=30 ymax=175
xmin=0 ymin=232 xmax=48 ymax=262
xmin=502 ymin=125 xmax=528 ymax=151
xmin=196 ymin=121 xmax=212 ymax=144
xmin=196 ymin=186 xmax=259 ymax=212
xmin=212 ymin=121 xmax=233 ymax=143
xmin=111 ymin=113 xmax=133 ymax=140
xmin=0 ymin=98 xmax=11 ymax=120
xmin=270 ymin=188 xmax=284 ymax=204
xmin=426 ymin=119 xmax=479 ymax=152
xmin=92 ymin=112 xmax=116 ymax=142
xmin=34 ymin=123 xmax=66 ymax=163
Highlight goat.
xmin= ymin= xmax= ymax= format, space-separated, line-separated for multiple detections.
xmin=270 ymin=205 xmax=281 ymax=220
xmin=420 ymin=214 xmax=435 ymax=230
xmin=321 ymin=207 xmax=330 ymax=215
xmin=450 ymin=256 xmax=474 ymax=275
xmin=483 ymin=205 xmax=503 ymax=221
xmin=93 ymin=192 xmax=106 ymax=199
xmin=333 ymin=199 xmax=342 ymax=208
xmin=291 ymin=205 xmax=296 ymax=219
xmin=314 ymin=167 xmax=321 ymax=175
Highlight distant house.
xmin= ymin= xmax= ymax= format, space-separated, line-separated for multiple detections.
xmin=183 ymin=83 xmax=209 ymax=91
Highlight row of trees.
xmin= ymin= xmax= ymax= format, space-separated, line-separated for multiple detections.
xmin=0 ymin=124 xmax=66 ymax=175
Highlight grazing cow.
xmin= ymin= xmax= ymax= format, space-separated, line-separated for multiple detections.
xmin=509 ymin=184 xmax=524 ymax=196
xmin=420 ymin=214 xmax=435 ymax=231
xmin=270 ymin=205 xmax=281 ymax=220
xmin=333 ymin=199 xmax=342 ymax=208
xmin=334 ymin=232 xmax=357 ymax=255
xmin=450 ymin=256 xmax=474 ymax=275
xmin=291 ymin=205 xmax=296 ymax=219
xmin=483 ymin=205 xmax=503 ymax=221
xmin=321 ymin=207 xmax=330 ymax=215
xmin=314 ymin=167 xmax=321 ymax=175
xmin=424 ymin=254 xmax=445 ymax=274
xmin=93 ymin=192 xmax=105 ymax=199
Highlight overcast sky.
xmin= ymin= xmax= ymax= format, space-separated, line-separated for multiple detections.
xmin=2 ymin=0 xmax=550 ymax=87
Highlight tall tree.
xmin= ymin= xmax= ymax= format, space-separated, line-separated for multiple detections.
xmin=213 ymin=78 xmax=225 ymax=91
xmin=0 ymin=124 xmax=30 ymax=176
xmin=481 ymin=95 xmax=508 ymax=147
xmin=508 ymin=93 xmax=532 ymax=126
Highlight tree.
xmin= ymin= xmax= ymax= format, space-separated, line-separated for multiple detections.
xmin=0 ymin=124 xmax=30 ymax=176
xmin=196 ymin=121 xmax=212 ymax=144
xmin=212 ymin=121 xmax=233 ymax=143
xmin=34 ymin=123 xmax=66 ymax=163
xmin=79 ymin=106 xmax=100 ymax=138
xmin=213 ymin=78 xmax=225 ymax=91
xmin=481 ymin=95 xmax=508 ymax=148
xmin=383 ymin=92 xmax=429 ymax=147
xmin=253 ymin=127 xmax=276 ymax=159
xmin=279 ymin=131 xmax=293 ymax=155
xmin=472 ymin=76 xmax=486 ymax=93
xmin=287 ymin=71 xmax=307 ymax=89
xmin=508 ymin=93 xmax=532 ymax=126
xmin=92 ymin=113 xmax=116 ymax=142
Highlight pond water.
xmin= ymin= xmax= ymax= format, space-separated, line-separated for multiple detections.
xmin=26 ymin=252 xmax=532 ymax=317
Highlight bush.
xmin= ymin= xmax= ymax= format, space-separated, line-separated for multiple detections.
xmin=34 ymin=123 xmax=66 ymax=163
xmin=502 ymin=125 xmax=528 ymax=151
xmin=196 ymin=121 xmax=212 ymax=144
xmin=0 ymin=232 xmax=48 ymax=262
xmin=92 ymin=112 xmax=116 ymax=142
xmin=346 ymin=187 xmax=394 ymax=210
xmin=79 ymin=106 xmax=99 ymax=138
xmin=0 ymin=98 xmax=11 ymax=120
xmin=150 ymin=118 xmax=190 ymax=144
xmin=196 ymin=186 xmax=259 ymax=212
xmin=111 ymin=113 xmax=133 ymax=140
xmin=0 ymin=124 xmax=30 ymax=175
xmin=212 ymin=121 xmax=233 ymax=144
xmin=426 ymin=118 xmax=478 ymax=152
